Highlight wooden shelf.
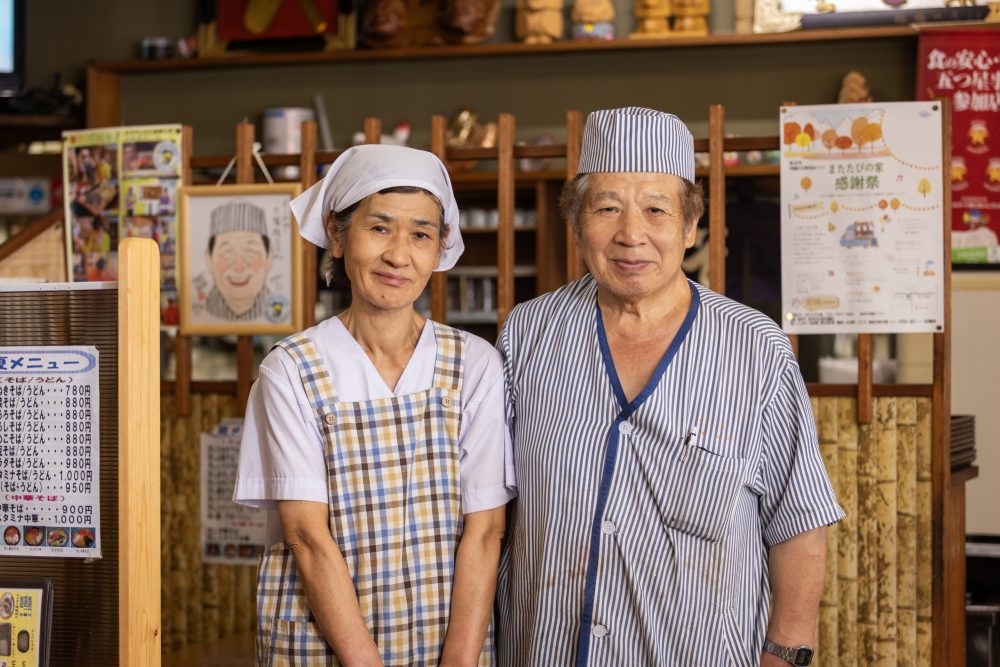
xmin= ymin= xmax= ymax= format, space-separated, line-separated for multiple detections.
xmin=91 ymin=26 xmax=918 ymax=75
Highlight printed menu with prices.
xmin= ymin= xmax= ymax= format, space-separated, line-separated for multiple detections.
xmin=201 ymin=427 xmax=265 ymax=565
xmin=0 ymin=346 xmax=101 ymax=559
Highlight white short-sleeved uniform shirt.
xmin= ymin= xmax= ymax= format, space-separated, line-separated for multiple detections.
xmin=234 ymin=316 xmax=517 ymax=544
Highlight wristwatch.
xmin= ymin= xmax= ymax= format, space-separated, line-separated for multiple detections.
xmin=763 ymin=639 xmax=814 ymax=666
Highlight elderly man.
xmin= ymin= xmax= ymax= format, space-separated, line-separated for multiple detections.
xmin=495 ymin=107 xmax=844 ymax=667
xmin=205 ymin=200 xmax=274 ymax=321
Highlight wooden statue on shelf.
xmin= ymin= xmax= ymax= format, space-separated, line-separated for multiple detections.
xmin=672 ymin=0 xmax=710 ymax=36
xmin=570 ymin=0 xmax=615 ymax=40
xmin=630 ymin=0 xmax=672 ymax=38
xmin=516 ymin=0 xmax=565 ymax=44
xmin=439 ymin=0 xmax=503 ymax=44
xmin=838 ymin=70 xmax=873 ymax=104
xmin=361 ymin=0 xmax=502 ymax=47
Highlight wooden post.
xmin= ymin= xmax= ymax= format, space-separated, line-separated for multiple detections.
xmin=858 ymin=333 xmax=873 ymax=424
xmin=118 ymin=238 xmax=161 ymax=667
xmin=708 ymin=104 xmax=726 ymax=294
xmin=235 ymin=122 xmax=255 ymax=412
xmin=565 ymin=110 xmax=584 ymax=283
xmin=497 ymin=113 xmax=516 ymax=333
xmin=299 ymin=120 xmax=318 ymax=329
xmin=931 ymin=98 xmax=956 ymax=667
xmin=364 ymin=117 xmax=381 ymax=145
xmin=429 ymin=115 xmax=449 ymax=324
xmin=86 ymin=65 xmax=122 ymax=127
xmin=174 ymin=126 xmax=194 ymax=417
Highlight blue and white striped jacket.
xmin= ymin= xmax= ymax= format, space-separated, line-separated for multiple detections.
xmin=495 ymin=274 xmax=844 ymax=666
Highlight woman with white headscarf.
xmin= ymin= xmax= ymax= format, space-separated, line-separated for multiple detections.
xmin=234 ymin=144 xmax=516 ymax=666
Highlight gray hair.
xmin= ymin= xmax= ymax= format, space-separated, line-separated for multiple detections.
xmin=559 ymin=173 xmax=705 ymax=238
xmin=322 ymin=186 xmax=447 ymax=286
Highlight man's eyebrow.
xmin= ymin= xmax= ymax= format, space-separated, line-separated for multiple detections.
xmin=590 ymin=191 xmax=623 ymax=202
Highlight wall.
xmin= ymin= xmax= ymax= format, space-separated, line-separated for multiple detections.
xmin=27 ymin=2 xmax=917 ymax=154
xmin=952 ymin=272 xmax=1000 ymax=537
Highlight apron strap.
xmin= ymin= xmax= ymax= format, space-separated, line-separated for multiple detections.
xmin=430 ymin=322 xmax=464 ymax=394
xmin=273 ymin=332 xmax=339 ymax=423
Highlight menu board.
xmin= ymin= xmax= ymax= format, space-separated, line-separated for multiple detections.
xmin=780 ymin=102 xmax=945 ymax=334
xmin=201 ymin=424 xmax=266 ymax=565
xmin=0 ymin=347 xmax=101 ymax=559
xmin=0 ymin=579 xmax=53 ymax=667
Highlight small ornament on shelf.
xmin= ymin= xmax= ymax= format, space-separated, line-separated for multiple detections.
xmin=630 ymin=0 xmax=673 ymax=38
xmin=516 ymin=0 xmax=565 ymax=44
xmin=672 ymin=0 xmax=711 ymax=35
xmin=438 ymin=0 xmax=503 ymax=44
xmin=446 ymin=109 xmax=497 ymax=171
xmin=838 ymin=71 xmax=873 ymax=104
xmin=570 ymin=0 xmax=615 ymax=40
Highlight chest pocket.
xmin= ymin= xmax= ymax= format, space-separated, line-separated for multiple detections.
xmin=657 ymin=440 xmax=745 ymax=543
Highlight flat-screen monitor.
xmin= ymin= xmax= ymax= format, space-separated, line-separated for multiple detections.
xmin=0 ymin=0 xmax=24 ymax=96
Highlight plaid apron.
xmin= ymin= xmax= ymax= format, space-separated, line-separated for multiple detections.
xmin=256 ymin=322 xmax=494 ymax=666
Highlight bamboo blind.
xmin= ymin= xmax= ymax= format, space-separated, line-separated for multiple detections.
xmin=160 ymin=392 xmax=254 ymax=652
xmin=810 ymin=396 xmax=933 ymax=667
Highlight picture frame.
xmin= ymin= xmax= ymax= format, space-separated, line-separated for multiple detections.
xmin=178 ymin=183 xmax=303 ymax=336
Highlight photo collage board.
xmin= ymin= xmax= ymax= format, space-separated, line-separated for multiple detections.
xmin=63 ymin=125 xmax=183 ymax=324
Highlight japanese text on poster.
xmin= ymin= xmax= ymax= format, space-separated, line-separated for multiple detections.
xmin=917 ymin=31 xmax=1000 ymax=264
xmin=201 ymin=424 xmax=265 ymax=565
xmin=0 ymin=347 xmax=101 ymax=559
xmin=780 ymin=102 xmax=945 ymax=334
xmin=63 ymin=124 xmax=183 ymax=322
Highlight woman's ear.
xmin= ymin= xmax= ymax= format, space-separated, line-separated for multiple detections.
xmin=326 ymin=213 xmax=345 ymax=259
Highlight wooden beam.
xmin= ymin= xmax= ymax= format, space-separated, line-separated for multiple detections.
xmin=708 ymin=103 xmax=726 ymax=293
xmin=117 ymin=238 xmax=161 ymax=667
xmin=299 ymin=120 xmax=318 ymax=329
xmin=174 ymin=126 xmax=194 ymax=417
xmin=857 ymin=333 xmax=873 ymax=424
xmin=429 ymin=115 xmax=449 ymax=324
xmin=86 ymin=64 xmax=121 ymax=128
xmin=235 ymin=122 xmax=255 ymax=412
xmin=565 ymin=110 xmax=584 ymax=283
xmin=364 ymin=117 xmax=381 ymax=144
xmin=497 ymin=113 xmax=516 ymax=333
xmin=931 ymin=97 xmax=956 ymax=667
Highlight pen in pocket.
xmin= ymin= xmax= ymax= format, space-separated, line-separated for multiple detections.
xmin=681 ymin=426 xmax=699 ymax=462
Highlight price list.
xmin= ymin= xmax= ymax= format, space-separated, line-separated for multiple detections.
xmin=201 ymin=428 xmax=265 ymax=565
xmin=0 ymin=346 xmax=101 ymax=559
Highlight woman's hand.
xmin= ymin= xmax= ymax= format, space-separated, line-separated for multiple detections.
xmin=439 ymin=506 xmax=507 ymax=667
xmin=278 ymin=500 xmax=383 ymax=665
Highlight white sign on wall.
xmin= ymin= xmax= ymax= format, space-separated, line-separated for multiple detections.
xmin=780 ymin=102 xmax=945 ymax=334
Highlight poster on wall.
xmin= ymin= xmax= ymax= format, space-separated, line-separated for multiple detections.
xmin=63 ymin=125 xmax=183 ymax=322
xmin=780 ymin=101 xmax=945 ymax=334
xmin=0 ymin=578 xmax=54 ymax=667
xmin=916 ymin=29 xmax=1000 ymax=265
xmin=200 ymin=423 xmax=266 ymax=566
xmin=0 ymin=347 xmax=101 ymax=559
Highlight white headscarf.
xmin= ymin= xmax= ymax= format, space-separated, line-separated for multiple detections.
xmin=289 ymin=144 xmax=464 ymax=271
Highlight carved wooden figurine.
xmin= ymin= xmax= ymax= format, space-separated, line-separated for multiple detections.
xmin=838 ymin=71 xmax=873 ymax=104
xmin=438 ymin=0 xmax=503 ymax=44
xmin=672 ymin=0 xmax=710 ymax=36
xmin=516 ymin=0 xmax=565 ymax=44
xmin=630 ymin=0 xmax=672 ymax=38
xmin=361 ymin=0 xmax=408 ymax=46
xmin=571 ymin=0 xmax=615 ymax=40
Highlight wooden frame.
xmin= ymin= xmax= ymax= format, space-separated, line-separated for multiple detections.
xmin=178 ymin=183 xmax=303 ymax=336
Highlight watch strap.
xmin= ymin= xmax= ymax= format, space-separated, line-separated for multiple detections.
xmin=763 ymin=638 xmax=813 ymax=666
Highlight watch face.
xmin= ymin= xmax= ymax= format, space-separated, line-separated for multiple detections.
xmin=794 ymin=647 xmax=814 ymax=666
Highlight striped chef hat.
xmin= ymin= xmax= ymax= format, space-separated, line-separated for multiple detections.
xmin=290 ymin=144 xmax=464 ymax=272
xmin=578 ymin=107 xmax=695 ymax=183
xmin=210 ymin=201 xmax=268 ymax=238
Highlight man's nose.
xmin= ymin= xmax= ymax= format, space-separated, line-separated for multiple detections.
xmin=616 ymin=206 xmax=644 ymax=245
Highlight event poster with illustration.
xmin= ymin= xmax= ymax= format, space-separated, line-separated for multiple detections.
xmin=63 ymin=125 xmax=182 ymax=324
xmin=780 ymin=102 xmax=945 ymax=334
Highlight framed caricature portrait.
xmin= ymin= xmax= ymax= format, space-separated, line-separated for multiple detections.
xmin=178 ymin=183 xmax=302 ymax=336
